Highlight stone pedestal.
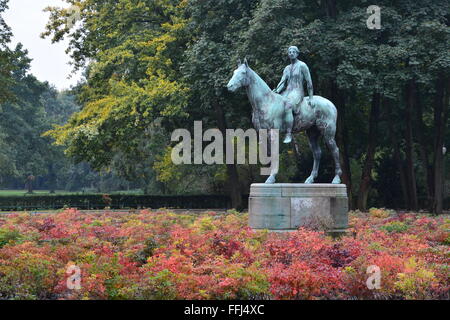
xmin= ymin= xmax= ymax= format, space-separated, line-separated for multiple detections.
xmin=249 ymin=183 xmax=348 ymax=234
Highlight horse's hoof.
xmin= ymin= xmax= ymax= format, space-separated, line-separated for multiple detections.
xmin=265 ymin=176 xmax=276 ymax=184
xmin=304 ymin=176 xmax=314 ymax=184
xmin=332 ymin=176 xmax=341 ymax=184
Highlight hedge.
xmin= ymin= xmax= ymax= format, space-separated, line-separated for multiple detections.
xmin=0 ymin=194 xmax=445 ymax=212
xmin=0 ymin=194 xmax=246 ymax=211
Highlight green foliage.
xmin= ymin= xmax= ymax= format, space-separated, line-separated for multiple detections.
xmin=0 ymin=46 xmax=133 ymax=192
xmin=380 ymin=221 xmax=409 ymax=233
xmin=0 ymin=251 xmax=59 ymax=299
xmin=43 ymin=0 xmax=191 ymax=172
xmin=135 ymin=237 xmax=159 ymax=264
xmin=443 ymin=236 xmax=450 ymax=246
xmin=0 ymin=45 xmax=46 ymax=181
xmin=144 ymin=269 xmax=179 ymax=300
xmin=394 ymin=257 xmax=437 ymax=300
xmin=0 ymin=228 xmax=22 ymax=248
xmin=0 ymin=0 xmax=15 ymax=103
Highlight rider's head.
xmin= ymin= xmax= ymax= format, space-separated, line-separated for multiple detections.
xmin=287 ymin=46 xmax=299 ymax=60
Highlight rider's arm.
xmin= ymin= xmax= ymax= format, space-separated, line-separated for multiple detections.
xmin=302 ymin=63 xmax=314 ymax=100
xmin=274 ymin=67 xmax=288 ymax=93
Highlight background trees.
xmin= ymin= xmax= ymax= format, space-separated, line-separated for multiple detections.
xmin=0 ymin=42 xmax=128 ymax=192
xmin=0 ymin=0 xmax=15 ymax=103
xmin=0 ymin=0 xmax=448 ymax=212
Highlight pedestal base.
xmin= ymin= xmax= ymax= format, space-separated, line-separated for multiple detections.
xmin=249 ymin=183 xmax=348 ymax=233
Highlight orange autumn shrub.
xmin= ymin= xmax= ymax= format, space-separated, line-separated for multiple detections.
xmin=0 ymin=208 xmax=448 ymax=300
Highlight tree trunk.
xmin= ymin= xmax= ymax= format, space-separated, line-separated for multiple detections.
xmin=48 ymin=163 xmax=56 ymax=194
xmin=25 ymin=175 xmax=34 ymax=194
xmin=324 ymin=0 xmax=337 ymax=18
xmin=212 ymin=100 xmax=243 ymax=210
xmin=432 ymin=76 xmax=449 ymax=214
xmin=387 ymin=106 xmax=409 ymax=209
xmin=324 ymin=2 xmax=352 ymax=207
xmin=357 ymin=92 xmax=381 ymax=211
xmin=404 ymin=80 xmax=419 ymax=210
xmin=415 ymin=85 xmax=434 ymax=209
xmin=331 ymin=82 xmax=353 ymax=209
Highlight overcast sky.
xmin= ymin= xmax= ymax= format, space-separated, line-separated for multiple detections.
xmin=3 ymin=0 xmax=83 ymax=90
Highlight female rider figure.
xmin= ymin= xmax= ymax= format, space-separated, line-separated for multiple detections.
xmin=274 ymin=45 xmax=314 ymax=143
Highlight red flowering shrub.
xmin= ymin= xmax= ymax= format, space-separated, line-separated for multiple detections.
xmin=0 ymin=208 xmax=448 ymax=300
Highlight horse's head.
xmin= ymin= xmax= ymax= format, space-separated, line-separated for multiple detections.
xmin=227 ymin=58 xmax=249 ymax=92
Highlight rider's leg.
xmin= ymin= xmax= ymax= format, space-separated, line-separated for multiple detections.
xmin=283 ymin=103 xmax=294 ymax=144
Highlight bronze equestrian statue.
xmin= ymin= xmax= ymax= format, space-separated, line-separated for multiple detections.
xmin=226 ymin=46 xmax=342 ymax=184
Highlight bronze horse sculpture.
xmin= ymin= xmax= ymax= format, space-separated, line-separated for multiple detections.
xmin=226 ymin=58 xmax=342 ymax=184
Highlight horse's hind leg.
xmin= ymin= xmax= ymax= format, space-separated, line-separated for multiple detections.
xmin=324 ymin=128 xmax=342 ymax=184
xmin=305 ymin=127 xmax=321 ymax=184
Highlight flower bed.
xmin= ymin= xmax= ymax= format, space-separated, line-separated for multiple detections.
xmin=0 ymin=208 xmax=448 ymax=300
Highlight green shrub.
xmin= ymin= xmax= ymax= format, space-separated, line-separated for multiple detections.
xmin=380 ymin=221 xmax=409 ymax=233
xmin=0 ymin=228 xmax=23 ymax=248
xmin=135 ymin=237 xmax=159 ymax=264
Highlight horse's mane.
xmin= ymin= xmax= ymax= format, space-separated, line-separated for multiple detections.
xmin=247 ymin=67 xmax=271 ymax=93
xmin=243 ymin=66 xmax=273 ymax=116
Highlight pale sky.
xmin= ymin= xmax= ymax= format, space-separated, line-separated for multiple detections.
xmin=3 ymin=0 xmax=83 ymax=90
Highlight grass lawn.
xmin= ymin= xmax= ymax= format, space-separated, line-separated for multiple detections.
xmin=0 ymin=189 xmax=144 ymax=197
xmin=0 ymin=190 xmax=79 ymax=197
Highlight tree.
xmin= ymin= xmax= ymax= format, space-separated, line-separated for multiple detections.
xmin=241 ymin=0 xmax=449 ymax=212
xmin=182 ymin=0 xmax=261 ymax=209
xmin=40 ymin=0 xmax=449 ymax=211
xmin=0 ymin=45 xmax=50 ymax=188
xmin=0 ymin=0 xmax=16 ymax=103
xmin=43 ymin=0 xmax=192 ymax=191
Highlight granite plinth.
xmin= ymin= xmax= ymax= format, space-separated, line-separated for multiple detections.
xmin=249 ymin=183 xmax=348 ymax=234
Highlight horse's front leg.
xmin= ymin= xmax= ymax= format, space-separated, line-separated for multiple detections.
xmin=305 ymin=127 xmax=321 ymax=184
xmin=264 ymin=129 xmax=279 ymax=184
xmin=265 ymin=175 xmax=276 ymax=184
